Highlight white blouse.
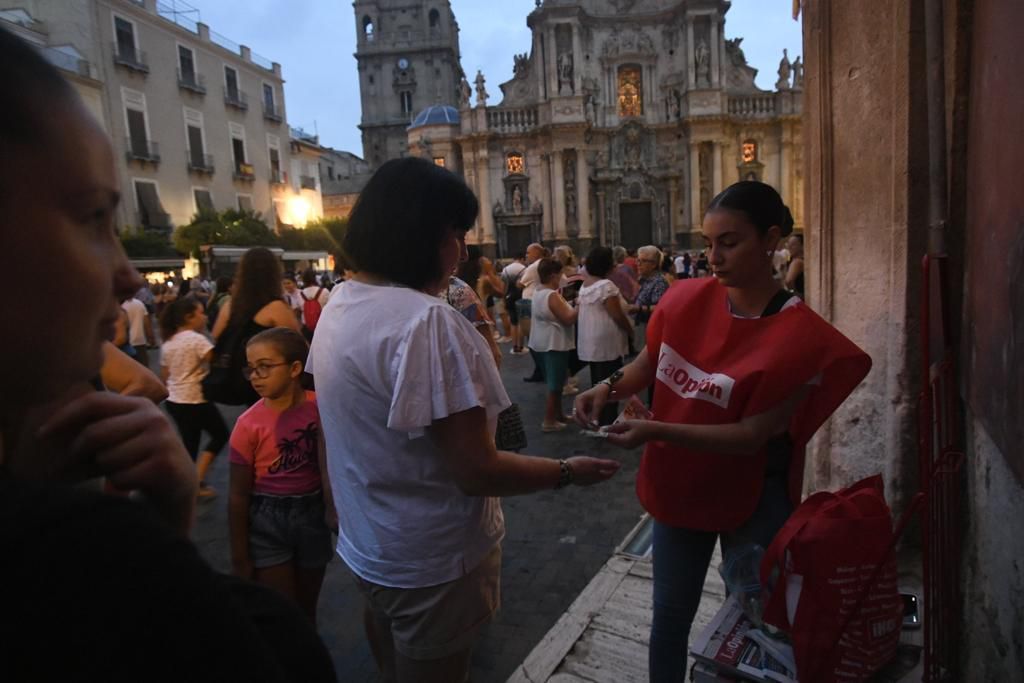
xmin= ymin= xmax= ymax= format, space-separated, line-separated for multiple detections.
xmin=529 ymin=288 xmax=575 ymax=352
xmin=577 ymin=279 xmax=630 ymax=362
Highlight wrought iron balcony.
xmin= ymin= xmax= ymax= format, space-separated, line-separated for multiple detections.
xmin=187 ymin=151 xmax=214 ymax=174
xmin=270 ymin=170 xmax=287 ymax=185
xmin=125 ymin=138 xmax=160 ymax=164
xmin=263 ymin=102 xmax=283 ymax=123
xmin=300 ymin=175 xmax=317 ymax=190
xmin=224 ymin=87 xmax=248 ymax=111
xmin=112 ymin=42 xmax=149 ymax=74
xmin=233 ymin=162 xmax=256 ymax=181
xmin=177 ymin=69 xmax=206 ymax=95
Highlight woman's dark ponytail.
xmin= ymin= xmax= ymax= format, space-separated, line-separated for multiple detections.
xmin=707 ymin=181 xmax=794 ymax=237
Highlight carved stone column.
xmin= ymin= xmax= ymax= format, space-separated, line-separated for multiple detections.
xmin=578 ymin=151 xmax=592 ymax=239
xmin=668 ymin=175 xmax=679 ymax=243
xmin=710 ymin=16 xmax=721 ymax=88
xmin=552 ymin=149 xmax=567 ymax=239
xmin=476 ymin=148 xmax=496 ymax=246
xmin=596 ymin=189 xmax=606 ymax=246
xmin=689 ymin=141 xmax=701 ymax=228
xmin=686 ymin=19 xmax=696 ymax=90
xmin=540 ymin=153 xmax=555 ymax=240
xmin=713 ymin=141 xmax=723 ymax=195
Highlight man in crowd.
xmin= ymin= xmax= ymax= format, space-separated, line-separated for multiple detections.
xmin=121 ymin=293 xmax=154 ymax=367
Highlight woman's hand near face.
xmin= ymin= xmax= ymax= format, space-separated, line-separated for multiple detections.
xmin=34 ymin=392 xmax=197 ymax=535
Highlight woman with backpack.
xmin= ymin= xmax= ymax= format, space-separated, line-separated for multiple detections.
xmin=298 ymin=268 xmax=329 ymax=340
xmin=573 ymin=181 xmax=871 ymax=683
xmin=208 ymin=248 xmax=301 ymax=406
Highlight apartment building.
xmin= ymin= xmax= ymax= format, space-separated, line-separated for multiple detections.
xmin=2 ymin=0 xmax=321 ymax=235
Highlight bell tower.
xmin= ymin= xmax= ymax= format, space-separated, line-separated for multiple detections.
xmin=353 ymin=1 xmax=464 ymax=169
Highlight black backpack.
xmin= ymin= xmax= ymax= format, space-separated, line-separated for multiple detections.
xmin=201 ymin=321 xmax=259 ymax=406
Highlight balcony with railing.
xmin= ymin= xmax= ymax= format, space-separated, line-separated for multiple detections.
xmin=263 ymin=102 xmax=283 ymax=123
xmin=233 ymin=162 xmax=256 ymax=182
xmin=726 ymin=94 xmax=777 ymax=118
xmin=299 ymin=175 xmax=317 ymax=190
xmin=187 ymin=151 xmax=214 ymax=175
xmin=125 ymin=138 xmax=160 ymax=164
xmin=112 ymin=42 xmax=149 ymax=74
xmin=486 ymin=106 xmax=540 ymax=135
xmin=224 ymin=87 xmax=248 ymax=111
xmin=270 ymin=170 xmax=287 ymax=185
xmin=178 ymin=69 xmax=206 ymax=95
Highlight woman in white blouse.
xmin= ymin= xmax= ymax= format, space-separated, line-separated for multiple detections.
xmin=528 ymin=258 xmax=578 ymax=431
xmin=578 ymin=246 xmax=634 ymax=425
xmin=307 ymin=158 xmax=620 ymax=683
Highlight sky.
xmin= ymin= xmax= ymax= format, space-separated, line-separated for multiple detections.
xmin=173 ymin=0 xmax=802 ymax=154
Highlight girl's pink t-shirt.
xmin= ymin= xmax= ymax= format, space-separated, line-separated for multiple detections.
xmin=229 ymin=391 xmax=323 ymax=496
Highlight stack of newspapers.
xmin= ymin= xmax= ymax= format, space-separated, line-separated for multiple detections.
xmin=690 ymin=595 xmax=798 ymax=683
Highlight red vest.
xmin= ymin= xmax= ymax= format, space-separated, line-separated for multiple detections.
xmin=637 ymin=278 xmax=871 ymax=531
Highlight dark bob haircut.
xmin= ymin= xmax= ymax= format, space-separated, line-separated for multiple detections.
xmin=584 ymin=246 xmax=615 ymax=279
xmin=706 ymin=181 xmax=794 ymax=237
xmin=343 ymin=157 xmax=479 ymax=290
xmin=537 ymin=257 xmax=564 ymax=283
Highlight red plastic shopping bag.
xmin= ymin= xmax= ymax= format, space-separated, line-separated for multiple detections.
xmin=760 ymin=475 xmax=902 ymax=682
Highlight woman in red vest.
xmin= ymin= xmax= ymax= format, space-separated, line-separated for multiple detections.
xmin=574 ymin=181 xmax=871 ymax=682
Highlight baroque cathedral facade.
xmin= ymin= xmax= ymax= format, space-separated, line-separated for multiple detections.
xmin=355 ymin=0 xmax=803 ymax=257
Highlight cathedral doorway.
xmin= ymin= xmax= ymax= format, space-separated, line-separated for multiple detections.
xmin=619 ymin=202 xmax=652 ymax=250
xmin=503 ymin=224 xmax=533 ymax=259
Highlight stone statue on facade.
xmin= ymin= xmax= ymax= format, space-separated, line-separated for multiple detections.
xmin=725 ymin=37 xmax=747 ymax=67
xmin=513 ymin=53 xmax=530 ymax=79
xmin=776 ymin=49 xmax=791 ymax=90
xmin=458 ymin=76 xmax=471 ymax=108
xmin=512 ymin=185 xmax=523 ymax=214
xmin=791 ymin=56 xmax=804 ymax=89
xmin=695 ymin=38 xmax=711 ymax=87
xmin=474 ymin=70 xmax=488 ymax=106
xmin=557 ymin=51 xmax=574 ymax=96
xmin=585 ymin=95 xmax=597 ymax=125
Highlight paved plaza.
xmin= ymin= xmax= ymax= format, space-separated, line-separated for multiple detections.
xmin=184 ymin=344 xmax=647 ymax=682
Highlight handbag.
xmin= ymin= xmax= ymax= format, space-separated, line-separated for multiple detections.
xmin=494 ymin=403 xmax=527 ymax=451
xmin=201 ymin=322 xmax=257 ymax=406
xmin=760 ymin=475 xmax=903 ymax=682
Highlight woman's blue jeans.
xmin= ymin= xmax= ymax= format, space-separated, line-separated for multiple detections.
xmin=648 ymin=474 xmax=793 ymax=683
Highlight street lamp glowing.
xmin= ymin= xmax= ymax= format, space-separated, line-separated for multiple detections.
xmin=288 ymin=196 xmax=311 ymax=227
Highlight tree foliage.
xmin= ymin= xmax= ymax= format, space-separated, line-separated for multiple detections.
xmin=172 ymin=208 xmax=279 ymax=257
xmin=120 ymin=230 xmax=183 ymax=258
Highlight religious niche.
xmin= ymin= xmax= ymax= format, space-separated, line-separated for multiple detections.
xmin=506 ymin=152 xmax=525 ymax=175
xmin=618 ymin=65 xmax=643 ymax=118
xmin=694 ymin=18 xmax=711 ymax=89
xmin=556 ymin=24 xmax=574 ymax=96
xmin=738 ymin=137 xmax=763 ymax=181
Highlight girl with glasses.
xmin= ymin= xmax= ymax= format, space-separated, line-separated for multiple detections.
xmin=228 ymin=327 xmax=333 ymax=623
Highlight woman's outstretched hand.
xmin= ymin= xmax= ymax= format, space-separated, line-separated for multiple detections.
xmin=565 ymin=455 xmax=621 ymax=485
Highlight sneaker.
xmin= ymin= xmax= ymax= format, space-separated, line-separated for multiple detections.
xmin=510 ymin=347 xmax=528 ymax=355
xmin=197 ymin=484 xmax=218 ymax=500
xmin=496 ymin=336 xmax=513 ymax=343
xmin=541 ymin=421 xmax=568 ymax=433
xmin=562 ymin=384 xmax=579 ymax=396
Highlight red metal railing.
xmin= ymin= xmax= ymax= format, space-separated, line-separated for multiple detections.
xmin=917 ymin=254 xmax=965 ymax=681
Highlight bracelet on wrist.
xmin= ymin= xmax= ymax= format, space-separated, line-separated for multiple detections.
xmin=554 ymin=459 xmax=574 ymax=489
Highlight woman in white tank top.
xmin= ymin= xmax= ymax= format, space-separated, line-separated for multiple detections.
xmin=528 ymin=258 xmax=578 ymax=431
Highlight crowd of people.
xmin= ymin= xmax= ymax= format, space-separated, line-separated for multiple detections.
xmin=1 ymin=26 xmax=871 ymax=683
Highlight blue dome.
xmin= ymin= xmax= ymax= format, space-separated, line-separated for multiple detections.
xmin=408 ymin=105 xmax=460 ymax=130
